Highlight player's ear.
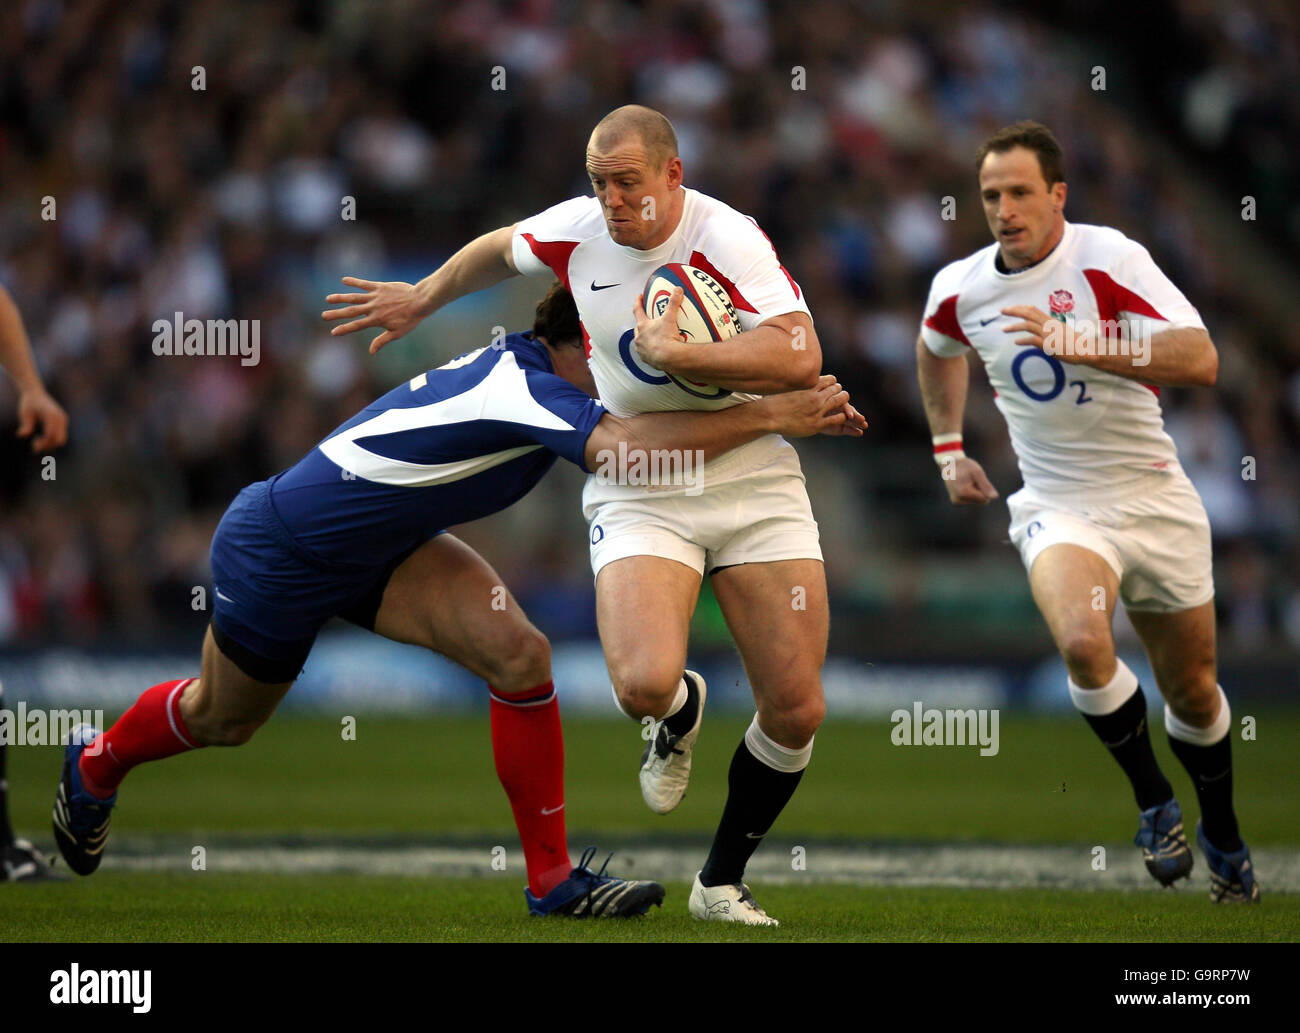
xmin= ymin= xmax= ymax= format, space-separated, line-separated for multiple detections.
xmin=665 ymin=156 xmax=683 ymax=189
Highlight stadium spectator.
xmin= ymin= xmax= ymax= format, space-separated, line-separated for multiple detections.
xmin=0 ymin=0 xmax=1295 ymax=661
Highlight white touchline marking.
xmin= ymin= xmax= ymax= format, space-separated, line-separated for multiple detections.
xmin=95 ymin=839 xmax=1300 ymax=892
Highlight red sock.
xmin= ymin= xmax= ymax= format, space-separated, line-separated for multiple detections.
xmin=79 ymin=678 xmax=201 ymax=798
xmin=489 ymin=681 xmax=571 ymax=897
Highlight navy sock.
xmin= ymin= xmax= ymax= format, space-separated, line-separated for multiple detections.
xmin=662 ymin=672 xmax=700 ymax=738
xmin=699 ymin=740 xmax=803 ymax=887
xmin=1080 ymin=685 xmax=1173 ymax=811
xmin=1168 ymin=732 xmax=1242 ymax=852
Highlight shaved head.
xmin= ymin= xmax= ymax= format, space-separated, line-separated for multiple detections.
xmin=589 ymin=105 xmax=678 ymax=170
xmin=585 ymin=105 xmax=685 ymax=248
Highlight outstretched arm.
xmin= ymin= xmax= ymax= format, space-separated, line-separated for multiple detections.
xmin=583 ymin=376 xmax=865 ymax=471
xmin=0 ymin=286 xmax=68 ymax=451
xmin=322 ymin=224 xmax=520 ymax=354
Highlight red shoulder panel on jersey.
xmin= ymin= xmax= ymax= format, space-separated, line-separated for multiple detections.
xmin=688 ymin=251 xmax=756 ymax=313
xmin=521 ymin=234 xmax=580 ymax=292
xmin=1084 ymin=268 xmax=1163 ymax=396
xmin=1083 ymin=268 xmax=1166 ymax=322
xmin=923 ymin=295 xmax=971 ymax=347
xmin=745 ymin=219 xmax=803 ymax=300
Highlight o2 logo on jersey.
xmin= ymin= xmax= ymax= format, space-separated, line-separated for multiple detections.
xmin=618 ymin=328 xmax=670 ymax=386
xmin=1026 ymin=520 xmax=1043 ymax=539
xmin=591 ymin=524 xmax=605 ymax=544
xmin=1011 ymin=348 xmax=1092 ymax=405
xmin=619 ymin=327 xmax=730 ymax=400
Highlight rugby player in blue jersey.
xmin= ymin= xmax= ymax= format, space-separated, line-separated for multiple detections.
xmin=51 ymin=283 xmax=863 ymax=917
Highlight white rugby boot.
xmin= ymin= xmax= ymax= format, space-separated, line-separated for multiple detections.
xmin=639 ymin=670 xmax=706 ymax=814
xmin=688 ymin=873 xmax=779 ymax=926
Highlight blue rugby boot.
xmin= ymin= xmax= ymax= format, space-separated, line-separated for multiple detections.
xmin=526 ymin=847 xmax=665 ymax=917
xmin=1134 ymin=798 xmax=1193 ymax=887
xmin=51 ymin=724 xmax=116 ymax=876
xmin=1197 ymin=821 xmax=1260 ymax=903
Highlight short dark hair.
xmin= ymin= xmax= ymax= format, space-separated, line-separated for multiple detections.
xmin=590 ymin=105 xmax=679 ymax=170
xmin=532 ymin=281 xmax=582 ymax=348
xmin=975 ymin=121 xmax=1065 ymax=187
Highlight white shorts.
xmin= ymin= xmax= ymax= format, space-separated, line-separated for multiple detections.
xmin=582 ymin=435 xmax=822 ymax=578
xmin=1006 ymin=473 xmax=1215 ymax=613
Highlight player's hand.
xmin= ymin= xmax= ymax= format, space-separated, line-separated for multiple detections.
xmin=826 ymin=400 xmax=868 ymax=436
xmin=941 ymin=455 xmax=998 ymax=505
xmin=16 ymin=386 xmax=68 ymax=452
xmin=760 ymin=375 xmax=867 ymax=438
xmin=632 ymin=287 xmax=688 ymax=371
xmin=323 ymin=277 xmax=432 ymax=354
xmin=1001 ymin=304 xmax=1092 ymax=366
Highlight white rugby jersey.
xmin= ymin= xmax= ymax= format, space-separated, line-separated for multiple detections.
xmin=511 ymin=187 xmax=811 ymax=418
xmin=920 ymin=222 xmax=1206 ymax=501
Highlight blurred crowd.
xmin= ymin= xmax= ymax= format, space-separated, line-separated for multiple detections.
xmin=1123 ymin=0 xmax=1300 ymax=259
xmin=1 ymin=0 xmax=1297 ymax=655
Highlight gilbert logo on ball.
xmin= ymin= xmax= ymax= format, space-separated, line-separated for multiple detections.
xmin=642 ymin=263 xmax=739 ymax=399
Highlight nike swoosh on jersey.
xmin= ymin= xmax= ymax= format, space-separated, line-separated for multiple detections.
xmin=590 ymin=280 xmax=620 ymax=291
xmin=979 ymin=314 xmax=1000 ymax=326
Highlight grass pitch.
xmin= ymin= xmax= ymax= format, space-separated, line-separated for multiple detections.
xmin=3 ymin=712 xmax=1297 ymax=941
xmin=4 ymin=874 xmax=1295 ymax=942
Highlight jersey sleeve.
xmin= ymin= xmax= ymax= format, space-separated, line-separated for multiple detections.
xmin=1095 ymin=242 xmax=1206 ymax=334
xmin=919 ymin=272 xmax=972 ymax=358
xmin=692 ymin=212 xmax=811 ymax=332
xmin=518 ymin=368 xmax=606 ymax=472
xmin=511 ymin=197 xmax=595 ymax=286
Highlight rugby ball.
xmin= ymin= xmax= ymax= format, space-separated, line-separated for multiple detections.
xmin=642 ymin=264 xmax=739 ymax=399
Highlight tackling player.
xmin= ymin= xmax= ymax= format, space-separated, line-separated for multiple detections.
xmin=916 ymin=121 xmax=1258 ymax=902
xmin=52 ymin=282 xmax=862 ymax=918
xmin=325 ymin=105 xmax=858 ymax=925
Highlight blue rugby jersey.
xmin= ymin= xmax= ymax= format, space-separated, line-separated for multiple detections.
xmin=266 ymin=332 xmax=604 ymax=569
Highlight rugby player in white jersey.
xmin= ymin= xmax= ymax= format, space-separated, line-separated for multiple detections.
xmin=325 ymin=105 xmax=859 ymax=925
xmin=51 ymin=281 xmax=859 ymax=920
xmin=0 ymin=283 xmax=68 ymax=881
xmin=916 ymin=121 xmax=1258 ymax=902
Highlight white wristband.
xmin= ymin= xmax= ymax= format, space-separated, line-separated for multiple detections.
xmin=932 ymin=433 xmax=965 ymax=464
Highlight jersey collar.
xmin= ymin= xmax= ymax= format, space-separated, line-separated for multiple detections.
xmin=507 ymin=331 xmax=554 ymax=374
xmin=991 ymin=221 xmax=1073 ymax=282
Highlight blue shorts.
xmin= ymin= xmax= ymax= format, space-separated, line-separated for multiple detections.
xmin=209 ymin=480 xmax=432 ymax=683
